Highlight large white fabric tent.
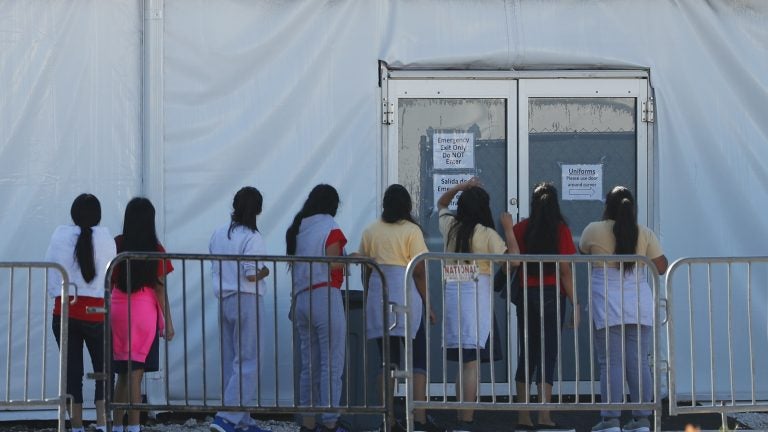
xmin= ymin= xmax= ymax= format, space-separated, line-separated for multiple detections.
xmin=1 ymin=0 xmax=766 ymax=417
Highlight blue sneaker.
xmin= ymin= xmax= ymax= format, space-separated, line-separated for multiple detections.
xmin=210 ymin=416 xmax=236 ymax=432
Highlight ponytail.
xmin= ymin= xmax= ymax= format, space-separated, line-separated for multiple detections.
xmin=286 ymin=212 xmax=303 ymax=256
xmin=70 ymin=194 xmax=101 ymax=283
xmin=604 ymin=187 xmax=639 ymax=273
xmin=75 ymin=227 xmax=96 ymax=283
xmin=229 ymin=186 xmax=263 ymax=239
xmin=525 ymin=183 xmax=567 ymax=276
xmin=525 ymin=183 xmax=565 ymax=254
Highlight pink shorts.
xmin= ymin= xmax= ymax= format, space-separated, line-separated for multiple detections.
xmin=110 ymin=287 xmax=164 ymax=363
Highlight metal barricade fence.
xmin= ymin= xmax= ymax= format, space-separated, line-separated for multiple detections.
xmin=402 ymin=253 xmax=663 ymax=432
xmin=0 ymin=262 xmax=70 ymax=432
xmin=102 ymin=252 xmax=393 ymax=430
xmin=666 ymin=256 xmax=768 ymax=428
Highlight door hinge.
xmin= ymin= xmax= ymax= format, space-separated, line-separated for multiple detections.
xmin=641 ymin=96 xmax=655 ymax=123
xmin=382 ymin=99 xmax=394 ymax=125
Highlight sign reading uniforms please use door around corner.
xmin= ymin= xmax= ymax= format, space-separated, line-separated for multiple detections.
xmin=562 ymin=164 xmax=602 ymax=201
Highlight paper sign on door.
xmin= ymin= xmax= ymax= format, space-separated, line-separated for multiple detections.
xmin=562 ymin=164 xmax=602 ymax=201
xmin=433 ymin=132 xmax=475 ymax=169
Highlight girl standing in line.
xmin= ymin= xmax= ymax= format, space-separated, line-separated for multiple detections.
xmin=286 ymin=184 xmax=348 ymax=432
xmin=512 ymin=183 xmax=578 ymax=430
xmin=358 ymin=184 xmax=442 ymax=432
xmin=45 ymin=194 xmax=116 ymax=432
xmin=110 ymin=197 xmax=173 ymax=432
xmin=208 ymin=187 xmax=271 ymax=432
xmin=437 ymin=177 xmax=519 ymax=426
xmin=580 ymin=186 xmax=667 ymax=432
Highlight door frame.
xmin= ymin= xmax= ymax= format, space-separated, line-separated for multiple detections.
xmin=380 ymin=66 xmax=656 ymax=394
xmin=382 ymin=77 xmax=519 ymax=214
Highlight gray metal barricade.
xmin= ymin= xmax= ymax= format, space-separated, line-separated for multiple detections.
xmin=403 ymin=252 xmax=663 ymax=432
xmin=102 ymin=252 xmax=392 ymax=430
xmin=0 ymin=262 xmax=70 ymax=432
xmin=666 ymin=256 xmax=768 ymax=429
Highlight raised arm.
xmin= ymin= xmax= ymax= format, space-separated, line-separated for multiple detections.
xmin=437 ymin=176 xmax=481 ymax=210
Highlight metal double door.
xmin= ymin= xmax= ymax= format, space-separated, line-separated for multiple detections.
xmin=383 ymin=70 xmax=651 ymax=393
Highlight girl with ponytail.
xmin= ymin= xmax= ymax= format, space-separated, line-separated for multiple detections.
xmin=512 ymin=183 xmax=577 ymax=429
xmin=286 ymin=184 xmax=349 ymax=432
xmin=45 ymin=194 xmax=116 ymax=432
xmin=208 ymin=187 xmax=271 ymax=432
xmin=580 ymin=186 xmax=668 ymax=432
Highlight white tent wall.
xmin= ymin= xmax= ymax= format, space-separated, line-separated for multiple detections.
xmin=1 ymin=0 xmax=767 ymax=418
xmin=0 ymin=0 xmax=141 ymax=417
xmin=161 ymin=0 xmax=383 ymax=405
xmin=162 ymin=0 xmax=768 ymax=405
xmin=0 ymin=0 xmax=143 ymax=261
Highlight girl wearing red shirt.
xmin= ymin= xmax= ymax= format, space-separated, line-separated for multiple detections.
xmin=513 ymin=183 xmax=578 ymax=429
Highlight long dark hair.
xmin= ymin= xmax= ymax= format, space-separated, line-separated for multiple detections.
xmin=229 ymin=186 xmax=262 ymax=238
xmin=525 ymin=182 xmax=567 ymax=254
xmin=286 ymin=184 xmax=340 ymax=255
xmin=382 ymin=184 xmax=418 ymax=226
xmin=525 ymin=183 xmax=567 ymax=276
xmin=71 ymin=194 xmax=101 ymax=283
xmin=448 ymin=186 xmax=494 ymax=253
xmin=116 ymin=197 xmax=160 ymax=292
xmin=603 ymin=186 xmax=639 ymax=272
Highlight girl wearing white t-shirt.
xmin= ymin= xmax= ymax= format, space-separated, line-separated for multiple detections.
xmin=209 ymin=187 xmax=271 ymax=432
xmin=45 ymin=194 xmax=116 ymax=432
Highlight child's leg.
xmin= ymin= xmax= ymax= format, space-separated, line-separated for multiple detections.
xmin=626 ymin=325 xmax=653 ymax=418
xmin=317 ymin=289 xmax=347 ymax=428
xmin=218 ymin=294 xmax=260 ymax=427
xmin=113 ymin=373 xmax=128 ymax=427
xmin=126 ymin=369 xmax=144 ymax=426
xmin=83 ymin=320 xmax=106 ymax=427
xmin=457 ymin=358 xmax=478 ymax=422
xmin=295 ymin=292 xmax=317 ymax=429
xmin=53 ymin=318 xmax=86 ymax=428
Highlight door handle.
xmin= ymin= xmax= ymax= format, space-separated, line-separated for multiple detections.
xmin=509 ymin=198 xmax=518 ymax=206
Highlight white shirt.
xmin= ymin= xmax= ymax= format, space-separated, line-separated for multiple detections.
xmin=209 ymin=224 xmax=267 ymax=297
xmin=44 ymin=225 xmax=117 ymax=298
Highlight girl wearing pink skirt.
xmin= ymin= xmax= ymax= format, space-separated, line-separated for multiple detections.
xmin=110 ymin=198 xmax=173 ymax=432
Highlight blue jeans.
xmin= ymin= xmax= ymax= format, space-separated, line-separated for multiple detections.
xmin=594 ymin=324 xmax=652 ymax=418
xmin=217 ymin=293 xmax=264 ymax=427
xmin=294 ymin=288 xmax=346 ymax=426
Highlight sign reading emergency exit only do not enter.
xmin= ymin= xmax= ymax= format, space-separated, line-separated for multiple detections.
xmin=562 ymin=164 xmax=602 ymax=201
xmin=433 ymin=132 xmax=475 ymax=169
